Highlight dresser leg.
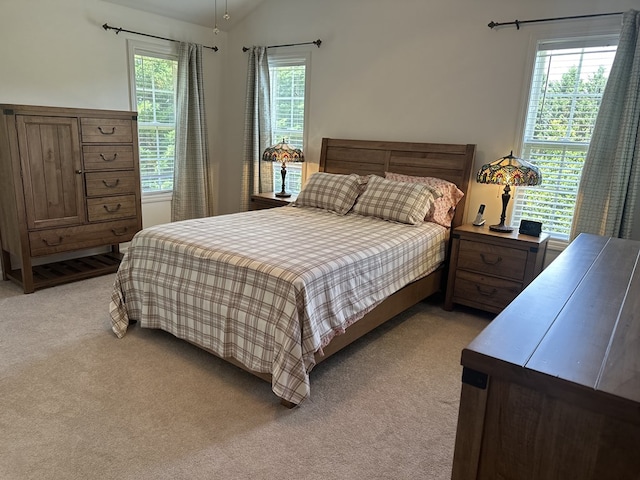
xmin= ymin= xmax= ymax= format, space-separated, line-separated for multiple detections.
xmin=0 ymin=248 xmax=9 ymax=281
xmin=21 ymin=255 xmax=35 ymax=294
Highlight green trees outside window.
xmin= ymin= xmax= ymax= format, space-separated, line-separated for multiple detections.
xmin=512 ymin=42 xmax=617 ymax=241
xmin=134 ymin=54 xmax=177 ymax=194
xmin=269 ymin=60 xmax=307 ymax=195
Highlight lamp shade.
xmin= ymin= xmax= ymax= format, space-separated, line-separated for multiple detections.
xmin=476 ymin=151 xmax=541 ymax=186
xmin=476 ymin=151 xmax=542 ymax=233
xmin=262 ymin=138 xmax=305 ymax=164
xmin=262 ymin=138 xmax=304 ymax=198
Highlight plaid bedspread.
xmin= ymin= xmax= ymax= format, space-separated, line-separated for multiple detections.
xmin=110 ymin=206 xmax=447 ymax=404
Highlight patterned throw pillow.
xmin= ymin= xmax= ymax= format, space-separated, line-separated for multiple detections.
xmin=294 ymin=172 xmax=361 ymax=215
xmin=385 ymin=172 xmax=464 ymax=227
xmin=352 ymin=175 xmax=437 ymax=225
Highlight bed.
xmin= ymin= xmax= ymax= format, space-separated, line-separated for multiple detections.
xmin=110 ymin=138 xmax=476 ymax=406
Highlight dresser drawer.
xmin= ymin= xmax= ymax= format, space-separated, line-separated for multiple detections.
xmin=452 ymin=270 xmax=522 ymax=311
xmin=83 ymin=145 xmax=134 ymax=171
xmin=81 ymin=117 xmax=133 ymax=143
xmin=86 ymin=194 xmax=138 ymax=222
xmin=85 ymin=171 xmax=137 ymax=197
xmin=29 ymin=218 xmax=140 ymax=256
xmin=458 ymin=239 xmax=527 ymax=281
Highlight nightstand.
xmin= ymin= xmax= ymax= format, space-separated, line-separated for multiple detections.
xmin=444 ymin=224 xmax=549 ymax=314
xmin=249 ymin=192 xmax=297 ymax=210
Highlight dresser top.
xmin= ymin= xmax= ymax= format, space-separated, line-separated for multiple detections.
xmin=462 ymin=233 xmax=640 ymax=407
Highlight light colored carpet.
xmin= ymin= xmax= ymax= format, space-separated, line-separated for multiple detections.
xmin=0 ymin=274 xmax=490 ymax=480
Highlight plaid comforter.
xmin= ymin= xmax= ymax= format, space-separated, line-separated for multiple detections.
xmin=110 ymin=206 xmax=447 ymax=404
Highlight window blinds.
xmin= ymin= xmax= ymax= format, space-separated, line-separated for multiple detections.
xmin=512 ymin=37 xmax=617 ymax=241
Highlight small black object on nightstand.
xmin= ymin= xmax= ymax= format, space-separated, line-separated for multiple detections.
xmin=519 ymin=219 xmax=542 ymax=236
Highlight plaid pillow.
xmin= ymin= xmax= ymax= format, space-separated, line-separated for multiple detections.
xmin=352 ymin=175 xmax=437 ymax=225
xmin=385 ymin=172 xmax=464 ymax=227
xmin=294 ymin=172 xmax=361 ymax=215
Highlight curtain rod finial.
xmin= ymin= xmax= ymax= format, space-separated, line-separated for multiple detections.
xmin=488 ymin=21 xmax=497 ymax=28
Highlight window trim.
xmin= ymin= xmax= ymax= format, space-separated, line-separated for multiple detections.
xmin=127 ymin=39 xmax=178 ymax=200
xmin=511 ymin=25 xmax=621 ymax=249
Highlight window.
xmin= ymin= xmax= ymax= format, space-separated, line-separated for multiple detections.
xmin=129 ymin=43 xmax=178 ymax=195
xmin=268 ymin=54 xmax=309 ymax=195
xmin=512 ymin=37 xmax=617 ymax=241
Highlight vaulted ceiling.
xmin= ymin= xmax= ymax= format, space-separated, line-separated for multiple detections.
xmin=101 ymin=0 xmax=264 ymax=31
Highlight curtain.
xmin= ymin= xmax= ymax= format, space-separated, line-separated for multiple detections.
xmin=172 ymin=42 xmax=214 ymax=221
xmin=240 ymin=46 xmax=272 ymax=211
xmin=571 ymin=10 xmax=640 ymax=240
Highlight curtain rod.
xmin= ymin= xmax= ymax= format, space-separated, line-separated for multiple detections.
xmin=488 ymin=11 xmax=624 ymax=29
xmin=102 ymin=23 xmax=218 ymax=51
xmin=242 ymin=39 xmax=322 ymax=52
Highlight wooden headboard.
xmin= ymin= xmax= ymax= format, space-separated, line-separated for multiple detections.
xmin=319 ymin=138 xmax=476 ymax=228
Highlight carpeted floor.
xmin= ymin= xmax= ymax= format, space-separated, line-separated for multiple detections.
xmin=0 ymin=274 xmax=491 ymax=480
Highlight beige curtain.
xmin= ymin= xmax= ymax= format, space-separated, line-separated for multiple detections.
xmin=571 ymin=10 xmax=640 ymax=239
xmin=240 ymin=46 xmax=273 ymax=211
xmin=172 ymin=42 xmax=214 ymax=221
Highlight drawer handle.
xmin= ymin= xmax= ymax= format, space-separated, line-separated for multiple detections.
xmin=98 ymin=126 xmax=116 ymax=135
xmin=99 ymin=153 xmax=118 ymax=162
xmin=102 ymin=179 xmax=120 ymax=188
xmin=42 ymin=237 xmax=63 ymax=247
xmin=112 ymin=227 xmax=128 ymax=236
xmin=103 ymin=203 xmax=122 ymax=213
xmin=480 ymin=253 xmax=502 ymax=265
xmin=476 ymin=285 xmax=498 ymax=297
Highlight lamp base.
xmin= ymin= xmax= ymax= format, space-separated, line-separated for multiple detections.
xmin=489 ymin=223 xmax=514 ymax=233
xmin=275 ymin=192 xmax=291 ymax=198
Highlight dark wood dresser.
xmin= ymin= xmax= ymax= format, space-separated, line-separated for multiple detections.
xmin=451 ymin=233 xmax=640 ymax=480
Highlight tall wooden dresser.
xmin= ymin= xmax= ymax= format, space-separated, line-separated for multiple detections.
xmin=0 ymin=104 xmax=142 ymax=293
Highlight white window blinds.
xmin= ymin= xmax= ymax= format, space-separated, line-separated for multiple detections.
xmin=134 ymin=54 xmax=178 ymax=194
xmin=512 ymin=37 xmax=617 ymax=241
xmin=269 ymin=56 xmax=307 ymax=195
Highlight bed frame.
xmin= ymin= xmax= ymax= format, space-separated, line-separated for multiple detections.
xmin=224 ymin=138 xmax=476 ymax=407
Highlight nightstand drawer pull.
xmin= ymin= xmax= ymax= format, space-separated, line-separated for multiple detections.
xmin=111 ymin=227 xmax=128 ymax=236
xmin=476 ymin=285 xmax=498 ymax=297
xmin=480 ymin=253 xmax=502 ymax=265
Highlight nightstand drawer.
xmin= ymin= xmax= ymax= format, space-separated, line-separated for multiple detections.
xmin=453 ymin=270 xmax=522 ymax=311
xmin=458 ymin=239 xmax=527 ymax=281
xmin=250 ymin=192 xmax=296 ymax=210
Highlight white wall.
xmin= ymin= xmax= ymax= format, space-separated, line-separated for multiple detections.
xmin=221 ymin=0 xmax=639 ymax=252
xmin=1 ymin=0 xmax=638 ymax=257
xmin=0 ymin=0 xmax=225 ymax=228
